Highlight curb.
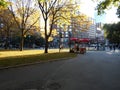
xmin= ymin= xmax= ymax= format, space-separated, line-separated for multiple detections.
xmin=0 ymin=57 xmax=73 ymax=70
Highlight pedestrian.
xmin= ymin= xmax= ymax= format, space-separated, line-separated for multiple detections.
xmin=109 ymin=44 xmax=112 ymax=50
xmin=60 ymin=44 xmax=63 ymax=49
xmin=113 ymin=44 xmax=116 ymax=51
xmin=118 ymin=44 xmax=120 ymax=50
xmin=76 ymin=45 xmax=79 ymax=51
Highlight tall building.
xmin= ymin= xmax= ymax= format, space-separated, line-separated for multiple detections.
xmin=96 ymin=22 xmax=105 ymax=43
xmin=88 ymin=24 xmax=96 ymax=39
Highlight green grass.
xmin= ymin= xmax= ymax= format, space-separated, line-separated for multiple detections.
xmin=0 ymin=52 xmax=76 ymax=68
xmin=0 ymin=49 xmax=69 ymax=58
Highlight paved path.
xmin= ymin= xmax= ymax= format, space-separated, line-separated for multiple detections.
xmin=0 ymin=50 xmax=120 ymax=90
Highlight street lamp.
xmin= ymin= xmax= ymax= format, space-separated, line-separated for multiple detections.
xmin=28 ymin=35 xmax=31 ymax=48
xmin=57 ymin=24 xmax=62 ymax=53
xmin=96 ymin=37 xmax=99 ymax=50
xmin=68 ymin=31 xmax=72 ymax=50
xmin=68 ymin=25 xmax=72 ymax=52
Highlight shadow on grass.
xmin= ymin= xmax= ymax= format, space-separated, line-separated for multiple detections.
xmin=0 ymin=52 xmax=77 ymax=68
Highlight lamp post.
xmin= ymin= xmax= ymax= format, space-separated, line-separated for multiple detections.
xmin=96 ymin=37 xmax=99 ymax=50
xmin=68 ymin=25 xmax=72 ymax=52
xmin=68 ymin=31 xmax=71 ymax=51
xmin=28 ymin=35 xmax=31 ymax=48
xmin=59 ymin=31 xmax=62 ymax=52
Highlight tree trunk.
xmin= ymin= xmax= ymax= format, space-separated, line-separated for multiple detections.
xmin=45 ymin=36 xmax=48 ymax=53
xmin=4 ymin=29 xmax=9 ymax=49
xmin=44 ymin=19 xmax=48 ymax=53
xmin=4 ymin=37 xmax=9 ymax=49
xmin=20 ymin=31 xmax=24 ymax=51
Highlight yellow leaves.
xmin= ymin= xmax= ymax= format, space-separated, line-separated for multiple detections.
xmin=49 ymin=1 xmax=80 ymax=28
xmin=38 ymin=0 xmax=54 ymax=3
xmin=28 ymin=10 xmax=40 ymax=27
xmin=38 ymin=0 xmax=45 ymax=2
xmin=48 ymin=29 xmax=57 ymax=42
xmin=71 ymin=13 xmax=92 ymax=33
xmin=48 ymin=37 xmax=53 ymax=42
xmin=40 ymin=31 xmax=45 ymax=38
xmin=48 ymin=0 xmax=92 ymax=35
xmin=0 ymin=0 xmax=7 ymax=7
xmin=40 ymin=28 xmax=57 ymax=42
xmin=40 ymin=31 xmax=54 ymax=42
xmin=51 ymin=29 xmax=57 ymax=36
xmin=0 ymin=8 xmax=14 ymax=24
xmin=0 ymin=6 xmax=5 ymax=9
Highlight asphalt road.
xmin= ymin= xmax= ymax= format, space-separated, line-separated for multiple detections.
xmin=0 ymin=50 xmax=120 ymax=90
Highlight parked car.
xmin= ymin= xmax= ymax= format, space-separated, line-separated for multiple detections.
xmin=90 ymin=44 xmax=97 ymax=47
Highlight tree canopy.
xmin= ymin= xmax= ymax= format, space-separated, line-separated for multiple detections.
xmin=8 ymin=0 xmax=40 ymax=51
xmin=37 ymin=0 xmax=70 ymax=53
xmin=0 ymin=0 xmax=7 ymax=7
xmin=103 ymin=22 xmax=120 ymax=43
xmin=96 ymin=0 xmax=120 ymax=18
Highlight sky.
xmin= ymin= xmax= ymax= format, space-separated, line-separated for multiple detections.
xmin=76 ymin=0 xmax=120 ymax=24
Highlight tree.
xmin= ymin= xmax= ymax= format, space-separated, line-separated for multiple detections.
xmin=96 ymin=0 xmax=120 ymax=17
xmin=71 ymin=14 xmax=92 ymax=34
xmin=103 ymin=22 xmax=120 ymax=43
xmin=37 ymin=0 xmax=69 ymax=53
xmin=8 ymin=0 xmax=40 ymax=51
xmin=116 ymin=5 xmax=120 ymax=18
xmin=0 ymin=0 xmax=7 ymax=7
xmin=0 ymin=8 xmax=16 ymax=49
xmin=59 ymin=2 xmax=91 ymax=34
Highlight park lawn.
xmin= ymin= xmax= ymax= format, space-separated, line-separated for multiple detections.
xmin=0 ymin=49 xmax=44 ymax=58
xmin=0 ymin=49 xmax=69 ymax=58
xmin=0 ymin=50 xmax=76 ymax=68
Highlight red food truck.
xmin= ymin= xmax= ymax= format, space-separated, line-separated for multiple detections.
xmin=70 ymin=38 xmax=90 ymax=54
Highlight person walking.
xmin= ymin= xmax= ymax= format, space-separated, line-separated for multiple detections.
xmin=109 ymin=44 xmax=112 ymax=51
xmin=113 ymin=44 xmax=116 ymax=51
xmin=118 ymin=44 xmax=120 ymax=50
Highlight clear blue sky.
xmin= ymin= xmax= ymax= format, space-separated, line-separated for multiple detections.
xmin=94 ymin=12 xmax=106 ymax=23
